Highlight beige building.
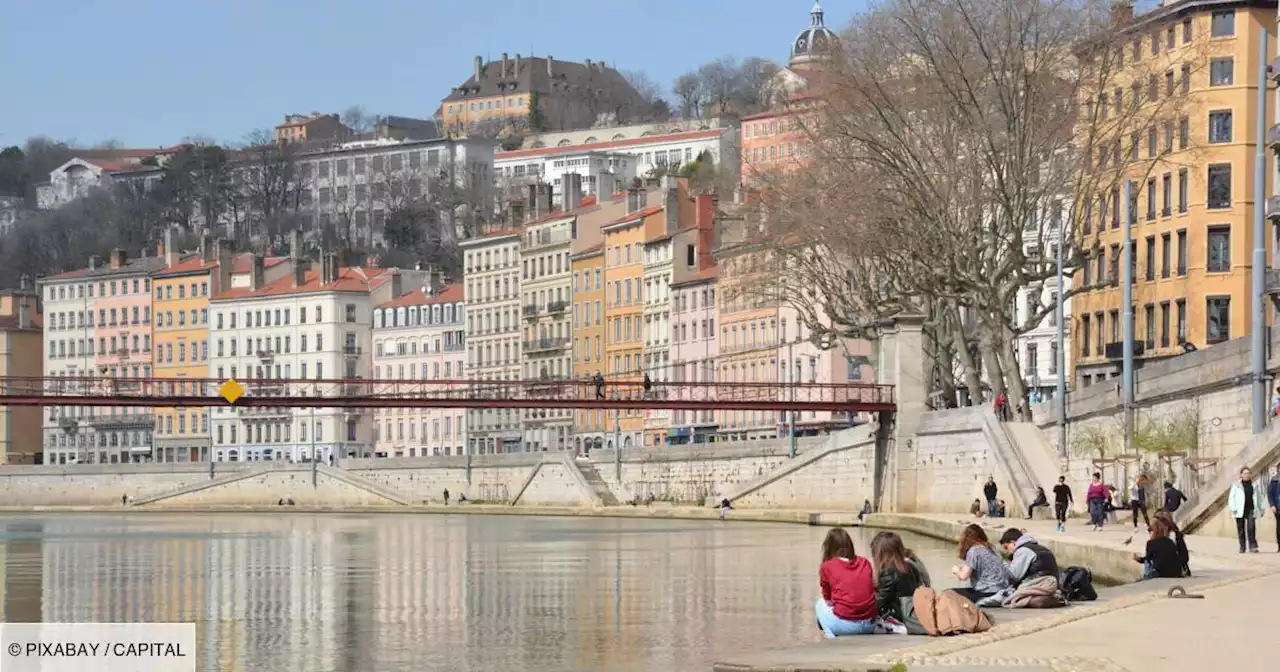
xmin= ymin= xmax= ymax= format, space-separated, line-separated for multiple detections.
xmin=372 ymin=277 xmax=466 ymax=457
xmin=0 ymin=287 xmax=41 ymax=464
xmin=462 ymin=229 xmax=524 ymax=454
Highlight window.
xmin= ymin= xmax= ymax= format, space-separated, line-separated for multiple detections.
xmin=1208 ymin=110 xmax=1232 ymax=143
xmin=1207 ymin=225 xmax=1231 ymax=272
xmin=1180 ymin=64 xmax=1191 ymax=95
xmin=1176 ymin=299 xmax=1187 ymax=342
xmin=1206 ymin=296 xmax=1231 ymax=343
xmin=1178 ymin=168 xmax=1188 ymax=213
xmin=1182 ymin=18 xmax=1192 ymax=43
xmin=1146 ymin=178 xmax=1156 ymax=220
xmin=1211 ymin=10 xmax=1235 ymax=37
xmin=1081 ymin=314 xmax=1091 ymax=356
xmin=1144 ymin=236 xmax=1155 ymax=281
xmin=1210 ymin=58 xmax=1234 ymax=86
xmin=1160 ymin=302 xmax=1171 ymax=348
xmin=1207 ymin=164 xmax=1231 ymax=209
xmin=1176 ymin=229 xmax=1188 ymax=275
xmin=1179 ymin=117 xmax=1189 ymax=150
xmin=1144 ymin=304 xmax=1155 ymax=349
xmin=345 ymin=304 xmax=356 ymax=323
xmin=1161 ymin=232 xmax=1171 ymax=278
xmin=1027 ymin=342 xmax=1038 ymax=374
xmin=1161 ymin=173 xmax=1172 ymax=217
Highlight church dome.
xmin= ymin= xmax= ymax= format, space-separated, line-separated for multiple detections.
xmin=791 ymin=1 xmax=838 ymax=68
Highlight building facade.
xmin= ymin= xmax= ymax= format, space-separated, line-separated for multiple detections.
xmin=668 ymin=270 xmax=719 ymax=444
xmin=462 ymin=231 xmax=523 ymax=454
xmin=208 ymin=256 xmax=387 ymax=462
xmin=519 ymin=199 xmax=578 ymax=453
xmin=0 ymin=287 xmax=41 ymax=464
xmin=571 ymin=244 xmax=607 ymax=454
xmin=714 ymin=240 xmax=782 ymax=442
xmin=1072 ymin=1 xmax=1277 ymax=386
xmin=372 ymin=280 xmax=467 ymax=457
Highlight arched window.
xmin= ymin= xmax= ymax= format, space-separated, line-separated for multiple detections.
xmin=584 ymin=136 xmax=598 ymax=143
xmin=611 ymin=134 xmax=625 ymax=141
xmin=557 ymin=139 xmax=572 ymax=146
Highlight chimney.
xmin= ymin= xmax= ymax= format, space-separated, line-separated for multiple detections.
xmin=1109 ymin=1 xmax=1134 ymax=27
xmin=509 ymin=200 xmax=525 ymax=224
xmin=322 ymin=252 xmax=340 ymax=284
xmin=514 ymin=53 xmax=521 ymax=75
xmin=291 ymin=230 xmax=308 ymax=288
xmin=585 ymin=59 xmax=593 ymax=70
xmin=87 ymin=255 xmax=99 ymax=271
xmin=474 ymin=55 xmax=483 ymax=81
xmin=250 ymin=254 xmax=265 ymax=290
xmin=390 ymin=271 xmax=404 ymax=300
xmin=663 ymin=175 xmax=681 ymax=233
xmin=214 ymin=239 xmax=232 ymax=293
xmin=547 ymin=55 xmax=554 ymax=77
xmin=626 ymin=186 xmax=648 ymax=214
xmin=526 ymin=183 xmax=540 ymax=219
xmin=429 ymin=268 xmax=443 ymax=295
xmin=536 ymin=184 xmax=553 ymax=217
xmin=561 ymin=173 xmax=583 ymax=212
xmin=502 ymin=52 xmax=509 ymax=77
xmin=597 ymin=172 xmax=616 ymax=198
xmin=163 ymin=227 xmax=178 ymax=267
xmin=694 ymin=193 xmax=717 ymax=271
xmin=199 ymin=232 xmax=214 ymax=263
xmin=108 ymin=248 xmax=127 ymax=269
xmin=17 ymin=296 xmax=30 ymax=330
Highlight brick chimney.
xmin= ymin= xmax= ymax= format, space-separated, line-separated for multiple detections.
xmin=502 ymin=52 xmax=509 ymax=77
xmin=694 ymin=193 xmax=717 ymax=271
xmin=163 ymin=227 xmax=178 ymax=267
xmin=514 ymin=53 xmax=521 ymax=75
xmin=88 ymin=255 xmax=100 ymax=271
xmin=17 ymin=295 xmax=31 ymax=329
xmin=108 ymin=248 xmax=127 ymax=269
xmin=663 ymin=176 xmax=682 ymax=233
xmin=1109 ymin=0 xmax=1134 ymax=27
xmin=474 ymin=55 xmax=483 ymax=81
xmin=250 ymin=254 xmax=265 ymax=290
xmin=215 ymin=239 xmax=232 ymax=293
xmin=199 ymin=232 xmax=214 ymax=263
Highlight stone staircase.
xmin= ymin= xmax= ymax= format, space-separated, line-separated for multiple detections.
xmin=572 ymin=459 xmax=619 ymax=506
xmin=1180 ymin=423 xmax=1280 ymax=534
xmin=1001 ymin=421 xmax=1066 ymax=492
xmin=131 ymin=465 xmax=273 ymax=506
xmin=979 ymin=412 xmax=1038 ymax=514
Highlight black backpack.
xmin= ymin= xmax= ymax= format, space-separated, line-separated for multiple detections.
xmin=1060 ymin=566 xmax=1097 ymax=602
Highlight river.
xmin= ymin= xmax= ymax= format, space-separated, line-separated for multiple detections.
xmin=0 ymin=513 xmax=965 ymax=671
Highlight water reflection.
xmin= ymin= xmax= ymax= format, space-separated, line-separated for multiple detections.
xmin=0 ymin=514 xmax=959 ymax=671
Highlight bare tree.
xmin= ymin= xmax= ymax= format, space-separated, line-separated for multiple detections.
xmin=673 ymin=73 xmax=703 ymax=119
xmin=341 ymin=106 xmax=375 ymax=135
xmin=747 ymin=0 xmax=1208 ymax=407
xmin=235 ymin=129 xmax=308 ymax=250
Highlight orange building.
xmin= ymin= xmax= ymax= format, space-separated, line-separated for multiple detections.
xmin=600 ymin=192 xmax=666 ymax=450
xmin=714 ymin=237 xmax=783 ymax=442
xmin=571 ymin=245 xmax=606 ymax=453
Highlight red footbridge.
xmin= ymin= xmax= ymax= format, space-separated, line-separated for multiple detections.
xmin=0 ymin=376 xmax=896 ymax=413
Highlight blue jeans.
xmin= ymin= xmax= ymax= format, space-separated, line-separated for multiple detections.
xmin=987 ymin=498 xmax=998 ymax=517
xmin=1141 ymin=559 xmax=1156 ymax=580
xmin=1088 ymin=499 xmax=1106 ymax=526
xmin=814 ymin=598 xmax=875 ymax=638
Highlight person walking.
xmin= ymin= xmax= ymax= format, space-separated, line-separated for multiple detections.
xmin=993 ymin=392 xmax=1007 ymax=422
xmin=1228 ymin=467 xmax=1266 ymax=554
xmin=1052 ymin=476 xmax=1073 ymax=532
xmin=1268 ymin=464 xmax=1280 ymax=553
xmin=983 ymin=476 xmax=998 ymax=518
xmin=1161 ymin=480 xmax=1187 ymax=520
xmin=1129 ymin=475 xmax=1150 ymax=530
xmin=443 ymin=488 xmax=450 ymax=507
xmin=1086 ymin=472 xmax=1107 ymax=531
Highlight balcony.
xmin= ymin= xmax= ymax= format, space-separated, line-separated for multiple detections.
xmin=1266 ymin=195 xmax=1280 ymax=221
xmin=523 ymin=337 xmax=569 ymax=354
xmin=1270 ymin=123 xmax=1280 ymax=148
xmin=85 ymin=413 xmax=155 ymax=430
xmin=547 ymin=300 xmax=568 ymax=314
xmin=522 ymin=304 xmax=540 ymax=320
xmin=1266 ymin=269 xmax=1280 ymax=297
xmin=343 ymin=345 xmax=362 ymax=358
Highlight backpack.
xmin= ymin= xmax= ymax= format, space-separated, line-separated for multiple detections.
xmin=1060 ymin=566 xmax=1097 ymax=602
xmin=911 ymin=586 xmax=993 ymax=636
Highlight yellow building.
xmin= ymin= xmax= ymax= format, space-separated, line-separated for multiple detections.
xmin=600 ymin=194 xmax=665 ymax=450
xmin=151 ymin=243 xmax=288 ymax=462
xmin=1072 ymin=1 xmax=1276 ymax=386
xmin=571 ymin=244 xmax=606 ymax=454
xmin=0 ymin=288 xmax=41 ymax=464
xmin=714 ymin=239 xmax=782 ymax=442
xmin=438 ymin=54 xmax=649 ymax=136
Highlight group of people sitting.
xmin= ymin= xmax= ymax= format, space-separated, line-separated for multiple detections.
xmin=815 ymin=524 xmax=1069 ymax=638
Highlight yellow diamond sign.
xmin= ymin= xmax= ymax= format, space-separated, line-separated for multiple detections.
xmin=219 ymin=379 xmax=245 ymax=405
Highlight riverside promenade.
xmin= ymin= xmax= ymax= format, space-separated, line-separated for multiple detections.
xmin=716 ymin=514 xmax=1280 ymax=672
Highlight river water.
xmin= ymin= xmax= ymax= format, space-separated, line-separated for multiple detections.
xmin=0 ymin=513 xmax=964 ymax=671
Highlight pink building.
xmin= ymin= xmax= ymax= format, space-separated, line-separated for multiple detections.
xmin=669 ymin=268 xmax=718 ymax=444
xmin=92 ymin=249 xmax=159 ymax=379
xmin=777 ymin=305 xmax=875 ymax=436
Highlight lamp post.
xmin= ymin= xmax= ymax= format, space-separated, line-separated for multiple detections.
xmin=1252 ymin=29 xmax=1271 ymax=435
xmin=787 ymin=340 xmax=796 ymax=459
xmin=1122 ymin=179 xmax=1135 ymax=455
xmin=1055 ymin=206 xmax=1067 ymax=459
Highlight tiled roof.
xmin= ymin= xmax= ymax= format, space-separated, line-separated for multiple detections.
xmin=152 ymin=253 xmax=288 ymax=278
xmin=571 ymin=243 xmax=604 ymax=259
xmin=602 ymin=204 xmax=663 ymax=231
xmin=377 ymin=283 xmax=463 ymax=309
xmin=461 ymin=227 xmax=524 ymax=245
xmin=523 ymin=195 xmax=602 ymax=227
xmin=497 ymin=129 xmax=724 ymax=160
xmin=212 ymin=267 xmax=390 ymax=300
xmin=442 ymin=56 xmax=642 ymax=106
xmin=44 ymin=256 xmax=168 ymax=281
xmin=0 ymin=313 xmax=42 ymax=330
xmin=671 ymin=266 xmax=718 ymax=287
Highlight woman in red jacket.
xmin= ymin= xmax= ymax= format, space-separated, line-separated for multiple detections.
xmin=815 ymin=528 xmax=878 ymax=638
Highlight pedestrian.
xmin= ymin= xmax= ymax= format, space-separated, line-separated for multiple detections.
xmin=1161 ymin=480 xmax=1187 ymax=520
xmin=949 ymin=524 xmax=1009 ymax=604
xmin=594 ymin=371 xmax=605 ymax=400
xmin=1052 ymin=476 xmax=1073 ymax=532
xmin=1228 ymin=466 xmax=1266 ymax=553
xmin=1269 ymin=464 xmax=1280 ymax=553
xmin=443 ymin=488 xmax=450 ymax=507
xmin=121 ymin=493 xmax=128 ymax=506
xmin=1086 ymin=472 xmax=1107 ymax=531
xmin=1133 ymin=516 xmax=1182 ymax=580
xmin=983 ymin=476 xmax=998 ymax=517
xmin=1129 ymin=474 xmax=1150 ymax=530
xmin=993 ymin=392 xmax=1007 ymax=422
xmin=1026 ymin=487 xmax=1050 ymax=520
xmin=814 ymin=527 xmax=878 ymax=638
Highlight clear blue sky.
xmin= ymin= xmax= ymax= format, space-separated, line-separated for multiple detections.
xmin=0 ymin=0 xmax=864 ymax=149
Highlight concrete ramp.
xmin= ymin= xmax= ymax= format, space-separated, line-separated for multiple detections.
xmin=1180 ymin=423 xmax=1280 ymax=534
xmin=1002 ymin=422 xmax=1066 ymax=493
xmin=315 ymin=465 xmax=410 ymax=505
xmin=131 ymin=465 xmax=274 ymax=506
xmin=980 ymin=413 xmax=1037 ymax=513
xmin=571 ymin=459 xmax=617 ymax=506
xmin=710 ymin=426 xmax=874 ymax=507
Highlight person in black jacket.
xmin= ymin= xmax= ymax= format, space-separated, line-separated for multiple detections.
xmin=1026 ymin=487 xmax=1050 ymax=520
xmin=983 ymin=476 xmax=998 ymax=518
xmin=870 ymin=531 xmax=929 ymax=634
xmin=1052 ymin=476 xmax=1073 ymax=532
xmin=1134 ymin=516 xmax=1182 ymax=579
xmin=1162 ymin=481 xmax=1187 ymax=519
